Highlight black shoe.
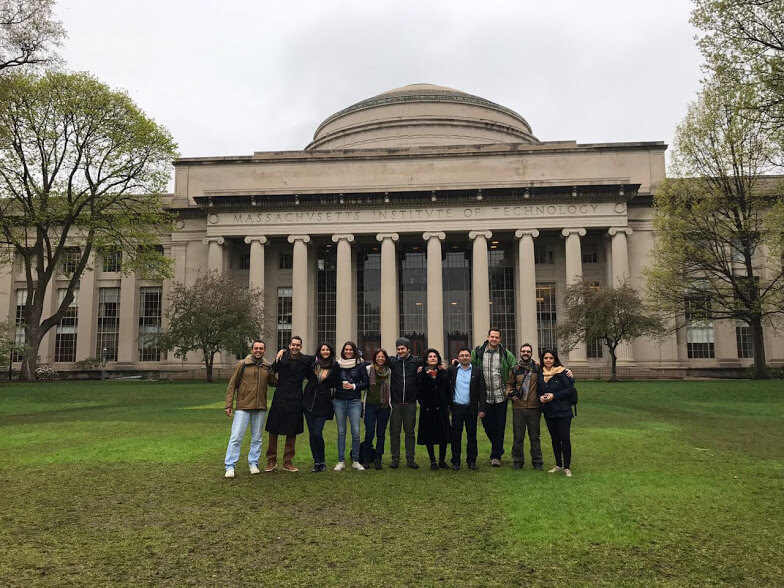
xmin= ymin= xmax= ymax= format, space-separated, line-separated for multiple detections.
xmin=512 ymin=462 xmax=523 ymax=470
xmin=468 ymin=463 xmax=478 ymax=471
xmin=320 ymin=463 xmax=328 ymax=472
xmin=533 ymin=464 xmax=544 ymax=471
xmin=374 ymin=459 xmax=382 ymax=470
xmin=438 ymin=461 xmax=449 ymax=470
xmin=390 ymin=459 xmax=399 ymax=469
xmin=451 ymin=463 xmax=460 ymax=471
xmin=311 ymin=464 xmax=320 ymax=473
xmin=360 ymin=462 xmax=370 ymax=469
xmin=407 ymin=460 xmax=420 ymax=469
xmin=430 ymin=461 xmax=439 ymax=471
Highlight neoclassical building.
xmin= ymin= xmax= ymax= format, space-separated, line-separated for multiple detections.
xmin=4 ymin=84 xmax=781 ymax=376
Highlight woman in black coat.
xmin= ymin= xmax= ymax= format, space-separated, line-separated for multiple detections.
xmin=303 ymin=343 xmax=336 ymax=472
xmin=417 ymin=348 xmax=451 ymax=470
xmin=332 ymin=341 xmax=369 ymax=470
xmin=538 ymin=348 xmax=576 ymax=477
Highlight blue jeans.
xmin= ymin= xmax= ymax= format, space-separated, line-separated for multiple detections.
xmin=363 ymin=404 xmax=391 ymax=459
xmin=224 ymin=409 xmax=267 ymax=469
xmin=304 ymin=409 xmax=327 ymax=464
xmin=333 ymin=398 xmax=362 ymax=462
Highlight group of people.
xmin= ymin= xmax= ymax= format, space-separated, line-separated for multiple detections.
xmin=223 ymin=329 xmax=577 ymax=479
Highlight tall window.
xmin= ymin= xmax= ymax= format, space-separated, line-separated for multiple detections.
xmin=587 ymin=338 xmax=603 ymax=358
xmin=443 ymin=246 xmax=471 ymax=360
xmin=102 ymin=250 xmax=122 ymax=273
xmin=536 ymin=282 xmax=557 ymax=353
xmin=138 ymin=286 xmax=162 ymax=361
xmin=97 ymin=287 xmax=120 ymax=361
xmin=534 ymin=243 xmax=554 ymax=264
xmin=279 ymin=252 xmax=293 ymax=269
xmin=276 ymin=287 xmax=292 ymax=352
xmin=316 ymin=245 xmax=336 ymax=347
xmin=489 ymin=246 xmax=516 ymax=346
xmin=12 ymin=289 xmax=26 ymax=362
xmin=357 ymin=248 xmax=381 ymax=358
xmin=54 ymin=288 xmax=79 ymax=362
xmin=685 ymin=295 xmax=714 ymax=359
xmin=399 ymin=246 xmax=427 ymax=356
xmin=61 ymin=247 xmax=81 ymax=274
xmin=736 ymin=320 xmax=753 ymax=359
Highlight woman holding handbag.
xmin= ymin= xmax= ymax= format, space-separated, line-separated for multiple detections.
xmin=538 ymin=348 xmax=576 ymax=477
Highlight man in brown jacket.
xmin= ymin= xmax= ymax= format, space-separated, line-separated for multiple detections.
xmin=223 ymin=340 xmax=277 ymax=478
xmin=506 ymin=343 xmax=544 ymax=470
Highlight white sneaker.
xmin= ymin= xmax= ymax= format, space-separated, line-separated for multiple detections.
xmin=351 ymin=461 xmax=365 ymax=471
xmin=249 ymin=464 xmax=260 ymax=475
xmin=548 ymin=466 xmax=563 ymax=474
xmin=564 ymin=468 xmax=573 ymax=478
xmin=333 ymin=461 xmax=345 ymax=471
xmin=224 ymin=468 xmax=235 ymax=478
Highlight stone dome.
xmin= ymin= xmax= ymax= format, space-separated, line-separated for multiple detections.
xmin=306 ymin=83 xmax=538 ymax=150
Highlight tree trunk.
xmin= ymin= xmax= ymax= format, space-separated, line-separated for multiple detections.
xmin=18 ymin=325 xmax=46 ymax=381
xmin=609 ymin=349 xmax=618 ymax=382
xmin=205 ymin=350 xmax=214 ymax=383
xmin=750 ymin=314 xmax=768 ymax=379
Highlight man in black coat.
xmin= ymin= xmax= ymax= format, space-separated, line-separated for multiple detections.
xmin=388 ymin=337 xmax=423 ymax=469
xmin=265 ymin=336 xmax=314 ymax=472
xmin=447 ymin=347 xmax=487 ymax=470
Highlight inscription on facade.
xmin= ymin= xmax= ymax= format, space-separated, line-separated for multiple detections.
xmin=220 ymin=203 xmax=619 ymax=226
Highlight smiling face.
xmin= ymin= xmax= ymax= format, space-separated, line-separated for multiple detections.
xmin=374 ymin=351 xmax=386 ymax=367
xmin=543 ymin=352 xmax=555 ymax=368
xmin=520 ymin=345 xmax=532 ymax=360
xmin=319 ymin=345 xmax=331 ymax=359
xmin=457 ymin=349 xmax=471 ymax=367
xmin=342 ymin=345 xmax=355 ymax=359
xmin=251 ymin=342 xmax=265 ymax=358
xmin=487 ymin=330 xmax=501 ymax=349
xmin=396 ymin=345 xmax=409 ymax=358
xmin=289 ymin=338 xmax=302 ymax=356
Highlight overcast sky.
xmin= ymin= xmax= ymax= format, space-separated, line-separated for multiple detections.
xmin=54 ymin=0 xmax=703 ymax=164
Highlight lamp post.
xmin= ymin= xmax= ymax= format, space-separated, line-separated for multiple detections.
xmin=101 ymin=347 xmax=107 ymax=381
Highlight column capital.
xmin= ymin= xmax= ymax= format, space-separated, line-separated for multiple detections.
xmin=515 ymin=229 xmax=540 ymax=239
xmin=469 ymin=230 xmax=492 ymax=240
xmin=422 ymin=231 xmax=446 ymax=241
xmin=608 ymin=227 xmax=633 ymax=236
xmin=376 ymin=232 xmax=399 ymax=243
xmin=244 ymin=235 xmax=268 ymax=245
xmin=202 ymin=236 xmax=225 ymax=245
xmin=561 ymin=228 xmax=586 ymax=238
xmin=287 ymin=234 xmax=311 ymax=244
xmin=331 ymin=233 xmax=355 ymax=243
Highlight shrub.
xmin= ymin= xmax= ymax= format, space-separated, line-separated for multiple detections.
xmin=35 ymin=365 xmax=59 ymax=381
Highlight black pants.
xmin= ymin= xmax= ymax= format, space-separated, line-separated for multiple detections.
xmin=481 ymin=399 xmax=508 ymax=460
xmin=390 ymin=403 xmax=417 ymax=461
xmin=544 ymin=415 xmax=572 ymax=469
xmin=426 ymin=443 xmax=447 ymax=464
xmin=450 ymin=404 xmax=478 ymax=465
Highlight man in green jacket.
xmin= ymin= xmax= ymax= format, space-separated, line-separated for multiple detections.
xmin=471 ymin=328 xmax=516 ymax=466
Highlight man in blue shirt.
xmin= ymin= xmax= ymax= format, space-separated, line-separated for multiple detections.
xmin=447 ymin=347 xmax=487 ymax=470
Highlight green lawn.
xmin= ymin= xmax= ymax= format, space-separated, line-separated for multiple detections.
xmin=0 ymin=380 xmax=782 ymax=587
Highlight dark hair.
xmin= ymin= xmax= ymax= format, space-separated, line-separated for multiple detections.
xmin=290 ymin=335 xmax=303 ymax=344
xmin=539 ymin=348 xmax=563 ymax=367
xmin=488 ymin=328 xmax=501 ymax=336
xmin=520 ymin=343 xmax=533 ymax=352
xmin=315 ymin=342 xmax=335 ymax=358
xmin=251 ymin=340 xmax=266 ymax=349
xmin=341 ymin=340 xmax=359 ymax=360
xmin=456 ymin=347 xmax=472 ymax=356
xmin=372 ymin=348 xmax=389 ymax=366
xmin=424 ymin=348 xmax=442 ymax=365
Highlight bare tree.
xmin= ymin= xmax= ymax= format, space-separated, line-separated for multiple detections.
xmin=1 ymin=0 xmax=65 ymax=72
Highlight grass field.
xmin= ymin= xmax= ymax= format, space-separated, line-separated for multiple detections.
xmin=0 ymin=379 xmax=782 ymax=587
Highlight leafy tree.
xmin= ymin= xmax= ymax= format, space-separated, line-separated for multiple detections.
xmin=645 ymin=78 xmax=784 ymax=379
xmin=556 ymin=280 xmax=665 ymax=382
xmin=0 ymin=71 xmax=177 ymax=380
xmin=0 ymin=318 xmax=22 ymax=368
xmin=691 ymin=0 xmax=784 ymax=132
xmin=1 ymin=0 xmax=65 ymax=72
xmin=159 ymin=272 xmax=265 ymax=382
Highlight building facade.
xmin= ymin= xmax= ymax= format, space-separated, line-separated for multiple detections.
xmin=4 ymin=84 xmax=782 ymax=376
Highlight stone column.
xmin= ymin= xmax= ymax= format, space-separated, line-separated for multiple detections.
xmin=609 ymin=227 xmax=636 ymax=365
xmin=423 ymin=232 xmax=446 ymax=353
xmin=244 ymin=236 xmax=267 ymax=292
xmin=561 ymin=228 xmax=587 ymax=364
xmin=168 ymin=242 xmax=188 ymax=368
xmin=515 ymin=230 xmax=539 ymax=357
xmin=75 ymin=252 xmax=96 ymax=361
xmin=376 ymin=233 xmax=399 ymax=352
xmin=203 ymin=237 xmax=225 ymax=274
xmin=288 ymin=235 xmax=311 ymax=349
xmin=332 ymin=233 xmax=355 ymax=346
xmin=116 ymin=271 xmax=138 ymax=366
xmin=470 ymin=231 xmax=492 ymax=347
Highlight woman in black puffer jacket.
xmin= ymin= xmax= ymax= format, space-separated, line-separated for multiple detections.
xmin=538 ymin=348 xmax=576 ymax=477
xmin=303 ymin=343 xmax=336 ymax=473
xmin=333 ymin=341 xmax=369 ymax=471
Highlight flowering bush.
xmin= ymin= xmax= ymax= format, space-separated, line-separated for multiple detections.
xmin=35 ymin=365 xmax=59 ymax=381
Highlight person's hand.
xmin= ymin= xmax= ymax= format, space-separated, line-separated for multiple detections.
xmin=417 ymin=366 xmax=423 ymax=373
xmin=438 ymin=364 xmax=446 ymax=371
xmin=342 ymin=381 xmax=354 ymax=390
xmin=276 ymin=349 xmax=285 ymax=361
xmin=225 ymin=407 xmax=233 ymax=417
xmin=565 ymin=368 xmax=573 ymax=378
xmin=451 ymin=358 xmax=458 ymax=366
xmin=478 ymin=411 xmax=486 ymax=419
